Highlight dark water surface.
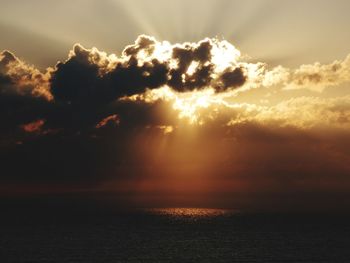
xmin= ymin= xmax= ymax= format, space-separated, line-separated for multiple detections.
xmin=1 ymin=204 xmax=350 ymax=262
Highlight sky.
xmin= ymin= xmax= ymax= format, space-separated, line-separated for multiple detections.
xmin=2 ymin=0 xmax=350 ymax=68
xmin=1 ymin=0 xmax=350 ymax=211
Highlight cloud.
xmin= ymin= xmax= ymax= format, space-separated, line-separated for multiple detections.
xmin=21 ymin=119 xmax=45 ymax=133
xmin=0 ymin=51 xmax=54 ymax=138
xmin=290 ymin=55 xmax=350 ymax=91
xmin=218 ymin=67 xmax=247 ymax=91
xmin=251 ymin=54 xmax=350 ymax=92
xmin=95 ymin=114 xmax=120 ymax=129
xmin=0 ymin=50 xmax=51 ymax=99
xmin=51 ymin=35 xmax=248 ymax=107
xmin=1 ymin=35 xmax=350 ymax=210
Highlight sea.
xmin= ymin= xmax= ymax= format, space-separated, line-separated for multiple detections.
xmin=1 ymin=201 xmax=350 ymax=262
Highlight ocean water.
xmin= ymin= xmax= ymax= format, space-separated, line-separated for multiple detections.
xmin=1 ymin=205 xmax=350 ymax=262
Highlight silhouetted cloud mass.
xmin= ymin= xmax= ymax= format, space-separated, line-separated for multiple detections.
xmin=1 ymin=36 xmax=350 ymax=210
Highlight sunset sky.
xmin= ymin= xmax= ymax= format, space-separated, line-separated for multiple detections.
xmin=1 ymin=0 xmax=350 ymax=211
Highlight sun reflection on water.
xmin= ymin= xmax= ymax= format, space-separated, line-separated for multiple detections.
xmin=146 ymin=208 xmax=235 ymax=220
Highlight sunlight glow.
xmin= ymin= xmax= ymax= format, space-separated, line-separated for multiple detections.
xmin=211 ymin=39 xmax=241 ymax=72
xmin=121 ymin=87 xmax=232 ymax=125
xmin=186 ymin=61 xmax=200 ymax=76
xmin=172 ymin=90 xmax=215 ymax=124
xmin=153 ymin=41 xmax=174 ymax=64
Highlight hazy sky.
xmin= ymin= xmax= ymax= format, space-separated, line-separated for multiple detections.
xmin=1 ymin=0 xmax=350 ymax=68
xmin=1 ymin=0 xmax=350 ymax=211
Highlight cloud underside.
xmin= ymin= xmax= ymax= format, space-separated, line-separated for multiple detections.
xmin=1 ymin=35 xmax=350 ymax=209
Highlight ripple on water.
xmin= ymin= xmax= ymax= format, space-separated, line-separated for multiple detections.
xmin=145 ymin=208 xmax=236 ymax=221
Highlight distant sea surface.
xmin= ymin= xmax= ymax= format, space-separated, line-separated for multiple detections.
xmin=1 ymin=204 xmax=350 ymax=262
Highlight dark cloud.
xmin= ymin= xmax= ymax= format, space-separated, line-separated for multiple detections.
xmin=0 ymin=50 xmax=16 ymax=67
xmin=50 ymin=37 xmax=246 ymax=107
xmin=168 ymin=40 xmax=215 ymax=91
xmin=0 ymin=50 xmax=51 ymax=98
xmin=51 ymin=45 xmax=103 ymax=105
xmin=48 ymin=43 xmax=171 ymax=131
xmin=1 ymin=36 xmax=350 ymax=211
xmin=123 ymin=35 xmax=156 ymax=57
xmin=104 ymin=57 xmax=169 ymax=98
xmin=44 ymin=37 xmax=247 ymax=132
xmin=217 ymin=67 xmax=247 ymax=91
xmin=0 ymin=43 xmax=177 ymax=182
xmin=0 ymin=50 xmax=53 ymax=138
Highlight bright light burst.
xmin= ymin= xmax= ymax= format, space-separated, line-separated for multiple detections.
xmin=135 ymin=87 xmax=230 ymax=125
xmin=211 ymin=39 xmax=241 ymax=72
xmin=172 ymin=89 xmax=215 ymax=124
